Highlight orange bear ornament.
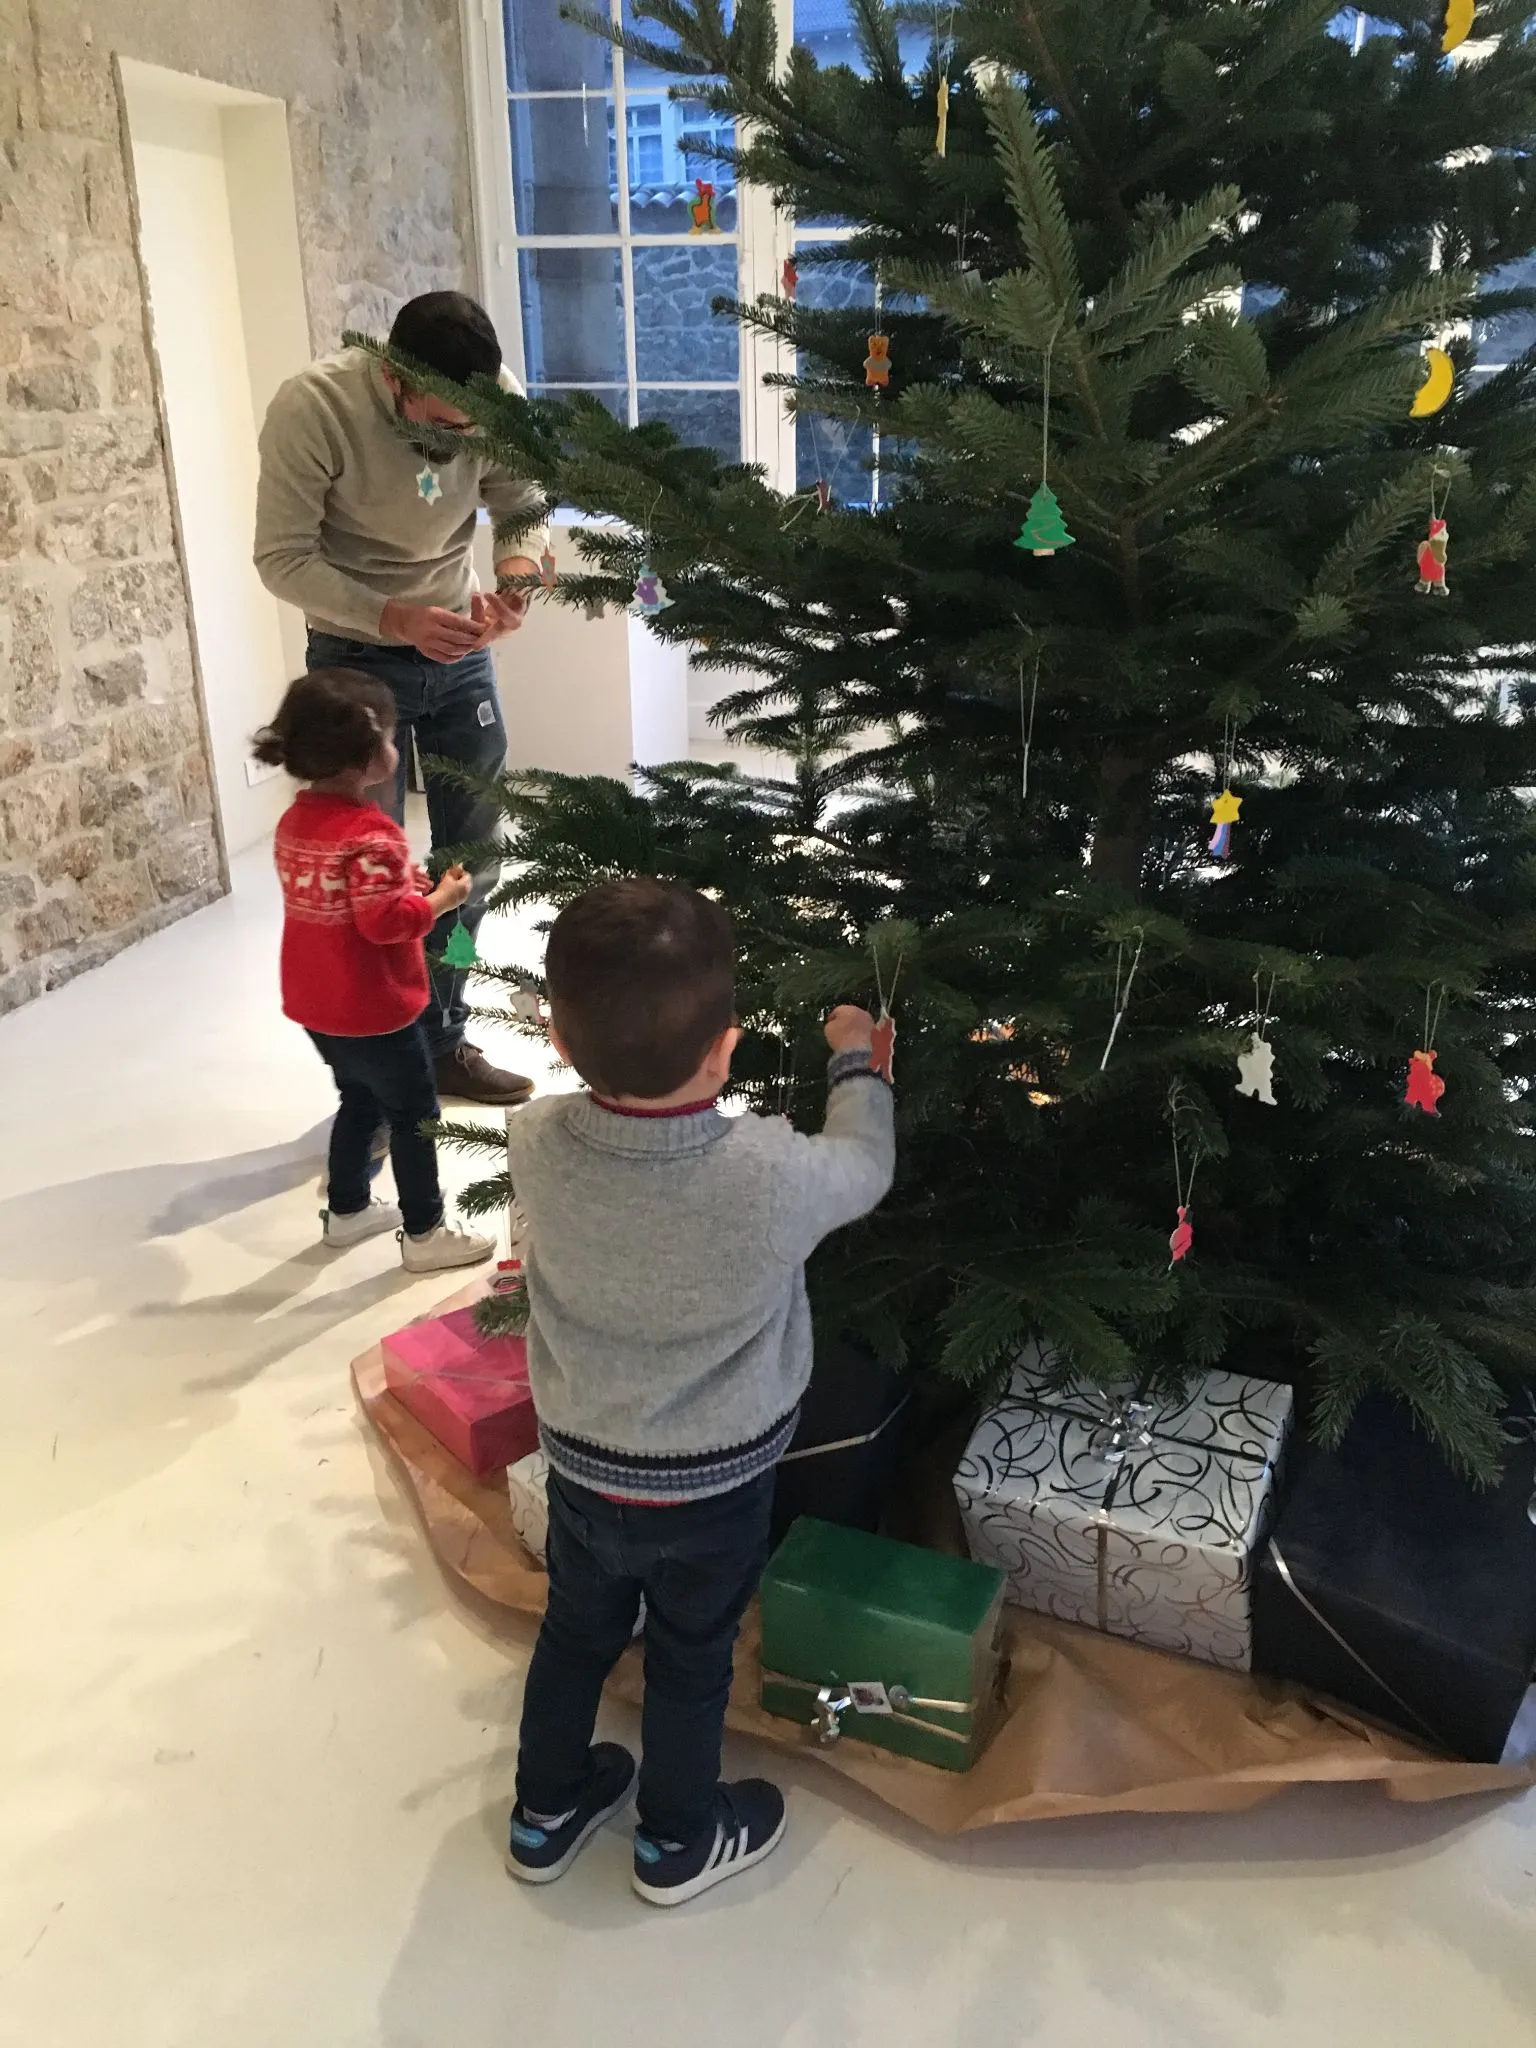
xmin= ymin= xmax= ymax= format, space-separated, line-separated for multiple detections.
xmin=864 ymin=334 xmax=891 ymax=389
xmin=1404 ymin=1048 xmax=1446 ymax=1115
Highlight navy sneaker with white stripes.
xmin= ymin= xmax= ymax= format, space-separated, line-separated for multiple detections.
xmin=631 ymin=1780 xmax=786 ymax=1907
xmin=506 ymin=1743 xmax=636 ymax=1885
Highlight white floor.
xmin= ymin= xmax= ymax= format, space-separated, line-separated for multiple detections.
xmin=2 ymin=847 xmax=1535 ymax=2048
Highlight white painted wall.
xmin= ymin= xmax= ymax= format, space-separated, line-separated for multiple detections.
xmin=474 ymin=521 xmax=690 ymax=781
xmin=121 ymin=65 xmax=310 ymax=856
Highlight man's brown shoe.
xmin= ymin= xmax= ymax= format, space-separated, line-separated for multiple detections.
xmin=434 ymin=1042 xmax=535 ymax=1106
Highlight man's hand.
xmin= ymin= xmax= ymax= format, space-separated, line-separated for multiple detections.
xmin=379 ymin=599 xmax=484 ymax=663
xmin=825 ymin=1004 xmax=877 ymax=1055
xmin=426 ymin=865 xmax=472 ymax=917
xmin=471 ymin=587 xmax=530 ymax=644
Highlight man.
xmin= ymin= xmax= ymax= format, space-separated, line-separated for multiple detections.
xmin=255 ymin=292 xmax=546 ymax=1105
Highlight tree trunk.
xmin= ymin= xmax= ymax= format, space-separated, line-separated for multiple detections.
xmin=1088 ymin=751 xmax=1150 ymax=893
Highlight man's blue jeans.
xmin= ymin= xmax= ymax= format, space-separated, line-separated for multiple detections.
xmin=307 ymin=633 xmax=506 ymax=1059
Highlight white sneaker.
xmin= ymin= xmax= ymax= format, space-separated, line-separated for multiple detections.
xmin=400 ymin=1220 xmax=497 ymax=1273
xmin=321 ymin=1199 xmax=403 ymax=1248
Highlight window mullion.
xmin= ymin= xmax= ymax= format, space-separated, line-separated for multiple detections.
xmin=610 ymin=0 xmax=640 ymax=427
xmin=744 ymin=0 xmax=797 ymax=491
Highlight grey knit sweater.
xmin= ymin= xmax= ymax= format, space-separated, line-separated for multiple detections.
xmin=254 ymin=351 xmax=550 ymax=644
xmin=504 ymin=1051 xmax=895 ymax=1502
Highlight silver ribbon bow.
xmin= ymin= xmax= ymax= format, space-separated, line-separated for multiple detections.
xmin=811 ymin=1682 xmax=915 ymax=1744
xmin=1084 ymin=1390 xmax=1157 ymax=1468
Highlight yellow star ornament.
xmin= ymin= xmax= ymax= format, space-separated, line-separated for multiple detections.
xmin=1208 ymin=787 xmax=1242 ymax=858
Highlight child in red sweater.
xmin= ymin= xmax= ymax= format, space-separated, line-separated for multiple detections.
xmin=257 ymin=669 xmax=496 ymax=1274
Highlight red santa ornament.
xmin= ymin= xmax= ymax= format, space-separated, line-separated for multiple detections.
xmin=1416 ymin=516 xmax=1449 ymax=597
xmin=1169 ymin=1205 xmax=1194 ymax=1265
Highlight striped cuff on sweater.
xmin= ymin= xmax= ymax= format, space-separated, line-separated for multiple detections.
xmin=540 ymin=1407 xmax=801 ymax=1505
xmin=828 ymin=1047 xmax=884 ymax=1089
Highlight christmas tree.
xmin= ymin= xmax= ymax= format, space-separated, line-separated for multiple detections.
xmin=382 ymin=0 xmax=1536 ymax=1477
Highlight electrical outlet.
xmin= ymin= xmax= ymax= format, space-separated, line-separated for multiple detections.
xmin=246 ymin=756 xmax=281 ymax=788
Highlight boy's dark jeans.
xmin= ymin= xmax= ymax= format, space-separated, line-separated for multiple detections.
xmin=307 ymin=1019 xmax=443 ymax=1237
xmin=516 ymin=1469 xmax=776 ymax=1846
xmin=306 ymin=632 xmax=506 ymax=1060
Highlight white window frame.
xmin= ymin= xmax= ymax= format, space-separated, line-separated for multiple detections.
xmin=461 ymin=0 xmax=871 ymax=492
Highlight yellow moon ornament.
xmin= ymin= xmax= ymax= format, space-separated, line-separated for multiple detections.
xmin=1442 ymin=0 xmax=1475 ymax=54
xmin=1411 ymin=346 xmax=1454 ymax=418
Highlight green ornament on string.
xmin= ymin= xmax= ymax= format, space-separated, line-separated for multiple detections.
xmin=441 ymin=918 xmax=478 ymax=969
xmin=1015 ymin=483 xmax=1075 ymax=557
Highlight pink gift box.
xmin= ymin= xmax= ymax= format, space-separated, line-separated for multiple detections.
xmin=381 ymin=1307 xmax=538 ymax=1478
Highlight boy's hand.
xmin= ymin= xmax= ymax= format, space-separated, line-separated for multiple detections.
xmin=427 ymin=864 xmax=472 ymax=915
xmin=825 ymin=1004 xmax=877 ymax=1055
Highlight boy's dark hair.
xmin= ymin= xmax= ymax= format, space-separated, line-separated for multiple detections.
xmin=253 ymin=669 xmax=397 ymax=783
xmin=546 ymin=878 xmax=736 ymax=1100
xmin=388 ymin=292 xmax=500 ymax=387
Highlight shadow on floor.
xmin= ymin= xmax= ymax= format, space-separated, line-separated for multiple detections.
xmin=0 ymin=1128 xmax=417 ymax=1537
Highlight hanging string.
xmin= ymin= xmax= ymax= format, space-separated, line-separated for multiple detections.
xmin=1221 ymin=713 xmax=1237 ymax=788
xmin=1172 ymin=1120 xmax=1200 ymax=1213
xmin=1423 ymin=981 xmax=1447 ymax=1053
xmin=1169 ymin=1097 xmax=1203 ymax=1270
xmin=1020 ymin=654 xmax=1041 ymax=800
xmin=874 ymin=942 xmax=905 ymax=1017
xmin=1254 ymin=969 xmax=1278 ymax=1036
xmin=1040 ymin=325 xmax=1059 ymax=492
xmin=1099 ymin=926 xmax=1145 ymax=1072
xmin=581 ymin=81 xmax=590 ymax=148
xmin=1429 ymin=464 xmax=1452 ymax=527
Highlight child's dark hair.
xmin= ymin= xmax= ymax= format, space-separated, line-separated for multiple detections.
xmin=253 ymin=669 xmax=397 ymax=783
xmin=546 ymin=878 xmax=735 ymax=1100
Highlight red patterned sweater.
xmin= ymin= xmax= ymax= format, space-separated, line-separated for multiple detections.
xmin=273 ymin=791 xmax=437 ymax=1037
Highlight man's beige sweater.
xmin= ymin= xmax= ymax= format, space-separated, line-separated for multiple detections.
xmin=253 ymin=350 xmax=550 ymax=646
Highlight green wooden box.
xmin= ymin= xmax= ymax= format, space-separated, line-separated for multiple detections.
xmin=759 ymin=1518 xmax=1008 ymax=1772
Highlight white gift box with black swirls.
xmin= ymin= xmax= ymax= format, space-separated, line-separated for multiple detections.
xmin=954 ymin=1362 xmax=1293 ymax=1670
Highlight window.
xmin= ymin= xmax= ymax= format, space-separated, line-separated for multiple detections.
xmin=616 ymin=104 xmax=664 ymax=190
xmin=502 ymin=0 xmax=744 ymax=463
xmin=470 ymin=0 xmax=952 ymax=491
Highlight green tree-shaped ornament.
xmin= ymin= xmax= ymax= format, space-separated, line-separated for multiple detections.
xmin=1015 ymin=483 xmax=1074 ymax=557
xmin=441 ymin=919 xmax=478 ymax=969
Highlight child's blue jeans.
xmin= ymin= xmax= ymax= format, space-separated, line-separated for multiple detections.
xmin=307 ymin=1018 xmax=443 ymax=1236
xmin=516 ymin=1468 xmax=776 ymax=1845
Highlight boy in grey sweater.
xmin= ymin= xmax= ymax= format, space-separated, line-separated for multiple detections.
xmin=505 ymin=878 xmax=894 ymax=1905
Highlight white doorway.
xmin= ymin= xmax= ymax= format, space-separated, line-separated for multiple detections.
xmin=118 ymin=60 xmax=311 ymax=859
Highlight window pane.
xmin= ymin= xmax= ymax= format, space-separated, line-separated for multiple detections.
xmin=518 ymin=248 xmax=624 ymax=385
xmin=792 ymin=256 xmax=876 ymax=507
xmin=634 ymin=244 xmax=739 ymax=381
xmin=791 ymin=0 xmax=930 ymax=78
xmin=621 ymin=0 xmax=733 ymax=89
xmin=529 ymin=386 xmax=628 ymax=424
xmin=506 ymin=0 xmax=613 ymax=92
xmin=627 ymin=96 xmax=738 ymax=231
xmin=796 ymin=413 xmax=875 ymax=508
xmin=793 ymin=251 xmax=875 ymax=316
xmin=511 ymin=97 xmax=618 ymax=235
xmin=1475 ymin=253 xmax=1536 ymax=369
xmin=638 ymin=386 xmax=740 ymax=463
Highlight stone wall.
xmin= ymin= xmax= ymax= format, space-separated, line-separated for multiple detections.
xmin=0 ymin=0 xmax=476 ymax=1011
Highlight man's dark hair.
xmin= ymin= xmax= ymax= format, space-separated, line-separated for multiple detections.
xmin=253 ymin=668 xmax=397 ymax=783
xmin=546 ymin=878 xmax=736 ymax=1100
xmin=388 ymin=292 xmax=500 ymax=386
